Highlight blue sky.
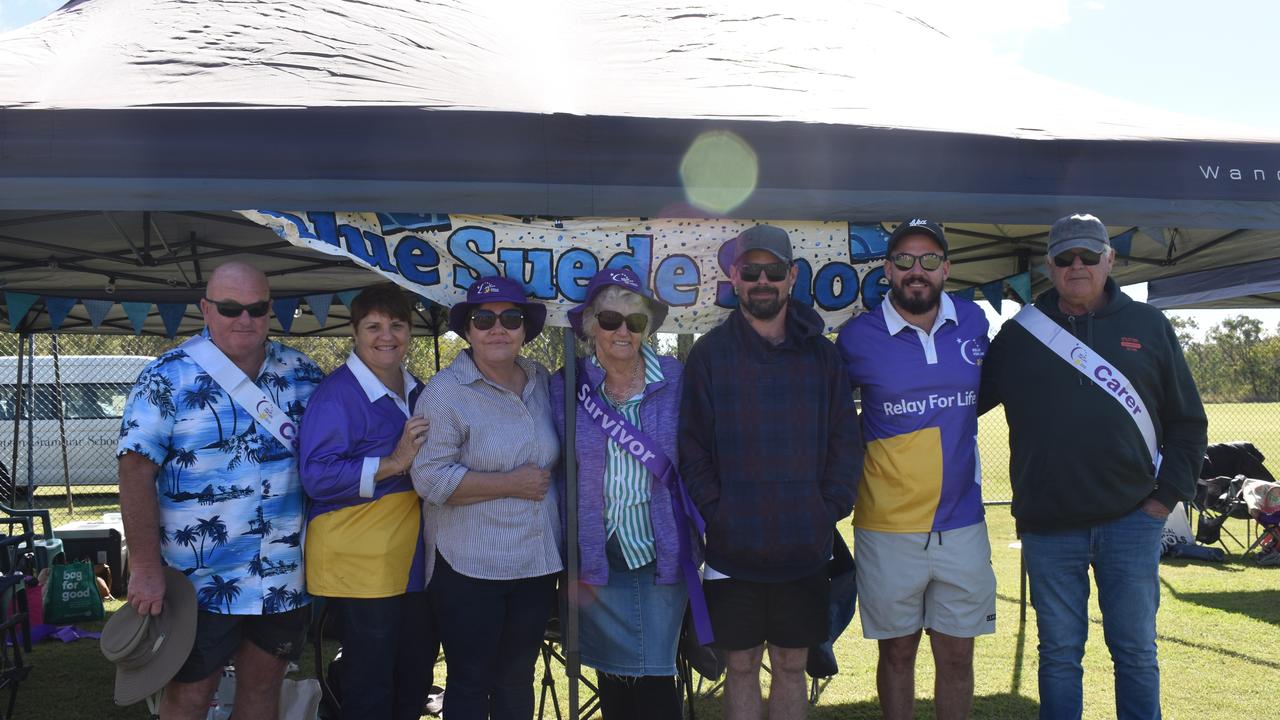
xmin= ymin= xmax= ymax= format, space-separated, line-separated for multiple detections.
xmin=4 ymin=0 xmax=1277 ymax=335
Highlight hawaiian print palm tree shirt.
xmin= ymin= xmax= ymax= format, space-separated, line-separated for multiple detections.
xmin=117 ymin=333 xmax=324 ymax=615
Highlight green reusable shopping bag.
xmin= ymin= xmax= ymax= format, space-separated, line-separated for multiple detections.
xmin=43 ymin=561 xmax=105 ymax=624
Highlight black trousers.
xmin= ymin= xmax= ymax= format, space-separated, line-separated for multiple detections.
xmin=595 ymin=672 xmax=682 ymax=720
xmin=332 ymin=591 xmax=437 ymax=720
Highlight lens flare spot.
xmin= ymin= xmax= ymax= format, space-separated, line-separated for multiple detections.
xmin=679 ymin=131 xmax=758 ymax=215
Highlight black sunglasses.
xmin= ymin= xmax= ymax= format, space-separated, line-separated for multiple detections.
xmin=596 ymin=310 xmax=649 ymax=334
xmin=738 ymin=261 xmax=790 ymax=282
xmin=205 ymin=298 xmax=270 ymax=318
xmin=1052 ymin=250 xmax=1103 ymax=268
xmin=890 ymin=252 xmax=945 ymax=272
xmin=470 ymin=308 xmax=525 ymax=331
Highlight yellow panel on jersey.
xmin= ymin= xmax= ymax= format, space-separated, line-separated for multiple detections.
xmin=854 ymin=427 xmax=944 ymax=532
xmin=305 ymin=490 xmax=422 ymax=598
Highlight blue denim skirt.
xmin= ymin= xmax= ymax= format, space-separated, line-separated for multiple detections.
xmin=579 ymin=537 xmax=688 ymax=676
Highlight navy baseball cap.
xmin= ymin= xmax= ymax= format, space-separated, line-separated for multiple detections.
xmin=887 ymin=219 xmax=948 ymax=256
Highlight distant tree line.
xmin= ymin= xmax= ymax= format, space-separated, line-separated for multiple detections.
xmin=1170 ymin=316 xmax=1280 ymax=403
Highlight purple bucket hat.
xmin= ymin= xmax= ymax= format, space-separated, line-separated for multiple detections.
xmin=447 ymin=275 xmax=547 ymax=343
xmin=566 ymin=267 xmax=669 ymax=339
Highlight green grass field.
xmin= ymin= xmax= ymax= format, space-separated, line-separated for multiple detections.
xmin=978 ymin=402 xmax=1280 ymax=504
xmin=16 ymin=403 xmax=1280 ymax=719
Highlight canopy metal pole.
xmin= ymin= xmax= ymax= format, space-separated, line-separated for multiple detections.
xmin=52 ymin=333 xmax=74 ymax=513
xmin=9 ymin=335 xmax=26 ymax=507
xmin=24 ymin=333 xmax=35 ymax=509
xmin=562 ymin=328 xmax=581 ymax=720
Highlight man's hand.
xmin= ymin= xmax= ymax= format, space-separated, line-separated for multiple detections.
xmin=506 ymin=464 xmax=551 ymax=501
xmin=389 ymin=417 xmax=430 ymax=474
xmin=128 ymin=565 xmax=167 ymax=616
xmin=1140 ymin=497 xmax=1171 ymax=521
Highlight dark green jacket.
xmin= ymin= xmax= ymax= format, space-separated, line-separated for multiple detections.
xmin=978 ymin=279 xmax=1207 ymax=533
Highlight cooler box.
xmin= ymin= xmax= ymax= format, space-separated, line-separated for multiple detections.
xmin=54 ymin=516 xmax=129 ymax=596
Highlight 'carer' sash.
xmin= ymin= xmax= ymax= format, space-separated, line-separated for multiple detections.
xmin=1012 ymin=306 xmax=1161 ymax=471
xmin=182 ymin=335 xmax=299 ymax=455
xmin=575 ymin=358 xmax=714 ymax=645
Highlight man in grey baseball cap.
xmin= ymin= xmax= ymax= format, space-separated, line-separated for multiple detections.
xmin=1047 ymin=213 xmax=1111 ymax=257
xmin=979 ymin=212 xmax=1207 ymax=719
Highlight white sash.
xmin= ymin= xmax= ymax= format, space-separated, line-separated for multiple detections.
xmin=1012 ymin=306 xmax=1161 ymax=471
xmin=181 ymin=335 xmax=298 ymax=455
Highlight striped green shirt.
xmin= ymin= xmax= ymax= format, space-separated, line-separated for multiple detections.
xmin=593 ymin=344 xmax=665 ymax=570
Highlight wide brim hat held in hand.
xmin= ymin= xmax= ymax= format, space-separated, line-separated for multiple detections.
xmin=100 ymin=566 xmax=198 ymax=706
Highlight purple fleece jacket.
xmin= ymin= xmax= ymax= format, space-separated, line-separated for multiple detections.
xmin=550 ymin=354 xmax=691 ymax=586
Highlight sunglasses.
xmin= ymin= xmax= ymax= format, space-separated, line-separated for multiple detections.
xmin=738 ymin=261 xmax=791 ymax=282
xmin=890 ymin=252 xmax=945 ymax=272
xmin=470 ymin=308 xmax=525 ymax=331
xmin=205 ymin=298 xmax=270 ymax=318
xmin=596 ymin=310 xmax=649 ymax=334
xmin=1052 ymin=250 xmax=1103 ymax=268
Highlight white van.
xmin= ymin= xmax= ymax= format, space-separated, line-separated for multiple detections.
xmin=0 ymin=355 xmax=155 ymax=491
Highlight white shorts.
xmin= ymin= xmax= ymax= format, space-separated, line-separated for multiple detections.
xmin=854 ymin=521 xmax=997 ymax=640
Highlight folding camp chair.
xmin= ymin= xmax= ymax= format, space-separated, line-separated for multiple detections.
xmin=0 ymin=571 xmax=31 ymax=720
xmin=537 ymin=616 xmax=601 ymax=720
xmin=1193 ymin=475 xmax=1252 ymax=550
xmin=1243 ymin=511 xmax=1280 ymax=561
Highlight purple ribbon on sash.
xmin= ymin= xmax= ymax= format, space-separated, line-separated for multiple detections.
xmin=575 ymin=359 xmax=714 ymax=645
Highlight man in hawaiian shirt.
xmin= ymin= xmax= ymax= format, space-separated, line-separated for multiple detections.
xmin=118 ymin=261 xmax=324 ymax=718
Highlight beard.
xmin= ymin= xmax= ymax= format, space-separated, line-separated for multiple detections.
xmin=890 ymin=275 xmax=943 ymax=315
xmin=742 ymin=286 xmax=786 ymax=320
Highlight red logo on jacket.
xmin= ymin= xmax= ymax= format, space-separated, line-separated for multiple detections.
xmin=1120 ymin=337 xmax=1143 ymax=352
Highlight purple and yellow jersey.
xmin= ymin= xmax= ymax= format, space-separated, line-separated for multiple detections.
xmin=298 ymin=355 xmax=427 ymax=598
xmin=837 ymin=294 xmax=989 ymax=533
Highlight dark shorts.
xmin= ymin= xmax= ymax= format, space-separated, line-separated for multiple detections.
xmin=703 ymin=570 xmax=830 ymax=651
xmin=172 ymin=606 xmax=310 ymax=683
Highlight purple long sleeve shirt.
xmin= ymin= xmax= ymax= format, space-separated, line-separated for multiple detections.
xmin=298 ymin=356 xmax=427 ymax=597
xmin=551 ymin=353 xmax=691 ymax=586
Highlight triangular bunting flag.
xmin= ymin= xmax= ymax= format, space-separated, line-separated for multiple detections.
xmin=1007 ymin=272 xmax=1032 ymax=305
xmin=156 ymin=303 xmax=188 ymax=338
xmin=979 ymin=279 xmax=1004 ymax=315
xmin=83 ymin=299 xmax=114 ymax=329
xmin=951 ymin=287 xmax=977 ymax=302
xmin=272 ymin=297 xmax=300 ymax=335
xmin=1138 ymin=226 xmax=1168 ymax=247
xmin=1111 ymin=229 xmax=1136 ymax=261
xmin=337 ymin=290 xmax=360 ymax=309
xmin=305 ymin=294 xmax=333 ymax=327
xmin=4 ymin=292 xmax=40 ymax=332
xmin=1033 ymin=261 xmax=1051 ymax=280
xmin=121 ymin=301 xmax=151 ymax=335
xmin=45 ymin=296 xmax=77 ymax=331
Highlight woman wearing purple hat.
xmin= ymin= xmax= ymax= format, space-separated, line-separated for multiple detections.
xmin=411 ymin=275 xmax=561 ymax=720
xmin=550 ymin=267 xmax=692 ymax=720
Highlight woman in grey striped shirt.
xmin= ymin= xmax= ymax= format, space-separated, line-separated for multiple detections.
xmin=411 ymin=276 xmax=561 ymax=720
xmin=550 ymin=268 xmax=691 ymax=720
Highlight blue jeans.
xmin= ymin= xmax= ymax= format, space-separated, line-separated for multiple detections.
xmin=1022 ymin=506 xmax=1164 ymax=720
xmin=331 ymin=592 xmax=437 ymax=720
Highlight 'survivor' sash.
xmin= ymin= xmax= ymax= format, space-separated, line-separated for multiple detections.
xmin=182 ymin=335 xmax=298 ymax=455
xmin=575 ymin=358 xmax=714 ymax=645
xmin=1013 ymin=305 xmax=1161 ymax=471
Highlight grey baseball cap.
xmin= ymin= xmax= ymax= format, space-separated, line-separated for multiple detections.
xmin=732 ymin=224 xmax=793 ymax=263
xmin=1048 ymin=213 xmax=1111 ymax=256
